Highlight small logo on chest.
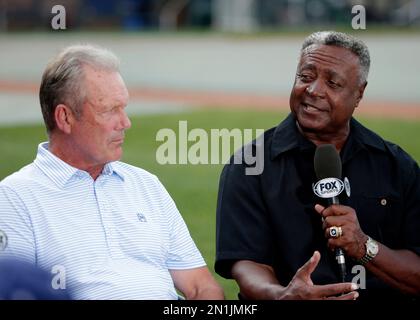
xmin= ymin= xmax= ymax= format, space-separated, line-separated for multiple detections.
xmin=137 ymin=213 xmax=147 ymax=222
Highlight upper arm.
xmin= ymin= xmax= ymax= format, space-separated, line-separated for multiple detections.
xmin=0 ymin=184 xmax=36 ymax=263
xmin=215 ymin=162 xmax=273 ymax=278
xmin=403 ymin=159 xmax=420 ymax=255
xmin=151 ymin=177 xmax=223 ymax=299
xmin=152 ymin=176 xmax=206 ymax=269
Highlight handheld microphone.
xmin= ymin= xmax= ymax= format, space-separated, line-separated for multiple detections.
xmin=313 ymin=144 xmax=347 ymax=282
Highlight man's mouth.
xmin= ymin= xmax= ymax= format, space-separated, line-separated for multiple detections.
xmin=112 ymin=138 xmax=124 ymax=144
xmin=302 ymin=102 xmax=325 ymax=113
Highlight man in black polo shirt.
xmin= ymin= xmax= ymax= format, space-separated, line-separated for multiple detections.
xmin=215 ymin=31 xmax=420 ymax=300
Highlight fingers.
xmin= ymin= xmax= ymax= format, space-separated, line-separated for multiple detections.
xmin=314 ymin=204 xmax=326 ymax=215
xmin=324 ymin=227 xmax=349 ymax=241
xmin=314 ymin=282 xmax=359 ymax=299
xmin=325 ymin=290 xmax=359 ymax=300
xmin=290 ymin=253 xmax=360 ymax=300
xmin=296 ymin=251 xmax=321 ymax=280
xmin=322 ymin=216 xmax=344 ymax=230
xmin=325 ymin=225 xmax=344 ymax=239
xmin=315 ymin=204 xmax=354 ymax=218
xmin=327 ymin=238 xmax=343 ymax=251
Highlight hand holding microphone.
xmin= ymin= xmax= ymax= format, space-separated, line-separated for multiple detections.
xmin=313 ymin=144 xmax=368 ymax=282
xmin=314 ymin=203 xmax=367 ymax=262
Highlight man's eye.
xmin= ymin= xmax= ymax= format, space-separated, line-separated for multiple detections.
xmin=327 ymin=80 xmax=341 ymax=88
xmin=297 ymin=73 xmax=312 ymax=82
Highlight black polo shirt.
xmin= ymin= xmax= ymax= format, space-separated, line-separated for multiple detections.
xmin=215 ymin=113 xmax=420 ymax=300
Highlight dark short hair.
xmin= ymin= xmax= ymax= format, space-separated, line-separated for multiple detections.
xmin=39 ymin=44 xmax=120 ymax=134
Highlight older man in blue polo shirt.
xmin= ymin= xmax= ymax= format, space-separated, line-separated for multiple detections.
xmin=0 ymin=44 xmax=224 ymax=300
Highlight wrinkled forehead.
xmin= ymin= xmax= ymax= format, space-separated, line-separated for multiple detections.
xmin=83 ymin=66 xmax=129 ymax=104
xmin=299 ymin=44 xmax=360 ymax=68
xmin=298 ymin=44 xmax=361 ymax=72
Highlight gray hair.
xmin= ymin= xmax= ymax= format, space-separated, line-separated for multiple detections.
xmin=301 ymin=31 xmax=370 ymax=84
xmin=39 ymin=44 xmax=120 ymax=133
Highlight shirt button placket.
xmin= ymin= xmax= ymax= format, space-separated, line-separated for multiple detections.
xmin=94 ymin=177 xmax=115 ymax=256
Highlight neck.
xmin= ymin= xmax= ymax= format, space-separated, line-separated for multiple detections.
xmin=296 ymin=121 xmax=350 ymax=152
xmin=48 ymin=134 xmax=103 ymax=180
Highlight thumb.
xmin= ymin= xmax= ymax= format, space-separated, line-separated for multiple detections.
xmin=314 ymin=204 xmax=326 ymax=215
xmin=296 ymin=251 xmax=321 ymax=280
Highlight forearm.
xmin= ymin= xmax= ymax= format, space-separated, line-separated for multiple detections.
xmin=231 ymin=260 xmax=286 ymax=300
xmin=187 ymin=284 xmax=225 ymax=300
xmin=232 ymin=253 xmax=358 ymax=300
xmin=171 ymin=267 xmax=225 ymax=300
xmin=365 ymin=244 xmax=420 ymax=295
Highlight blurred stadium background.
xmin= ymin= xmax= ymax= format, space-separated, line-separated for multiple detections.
xmin=0 ymin=0 xmax=419 ymax=300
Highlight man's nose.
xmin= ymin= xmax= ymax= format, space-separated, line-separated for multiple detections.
xmin=305 ymin=80 xmax=325 ymax=98
xmin=120 ymin=110 xmax=131 ymax=130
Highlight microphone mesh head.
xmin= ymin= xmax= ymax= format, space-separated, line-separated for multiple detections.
xmin=314 ymin=144 xmax=342 ymax=179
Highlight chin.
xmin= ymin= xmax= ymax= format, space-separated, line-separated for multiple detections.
xmin=296 ymin=116 xmax=326 ymax=133
xmin=111 ymin=154 xmax=123 ymax=162
xmin=107 ymin=149 xmax=123 ymax=163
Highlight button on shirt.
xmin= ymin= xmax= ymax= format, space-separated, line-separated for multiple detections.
xmin=215 ymin=113 xmax=420 ymax=300
xmin=0 ymin=142 xmax=205 ymax=299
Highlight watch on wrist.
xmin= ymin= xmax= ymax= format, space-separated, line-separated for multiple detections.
xmin=358 ymin=236 xmax=379 ymax=265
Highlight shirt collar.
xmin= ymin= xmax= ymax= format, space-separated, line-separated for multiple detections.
xmin=34 ymin=142 xmax=125 ymax=188
xmin=349 ymin=117 xmax=386 ymax=152
xmin=341 ymin=117 xmax=387 ymax=164
xmin=102 ymin=162 xmax=125 ymax=181
xmin=270 ymin=113 xmax=386 ymax=161
xmin=270 ymin=113 xmax=315 ymax=160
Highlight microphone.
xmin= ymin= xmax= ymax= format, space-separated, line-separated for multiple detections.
xmin=313 ymin=144 xmax=347 ymax=282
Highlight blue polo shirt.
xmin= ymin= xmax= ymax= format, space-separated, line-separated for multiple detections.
xmin=0 ymin=142 xmax=206 ymax=299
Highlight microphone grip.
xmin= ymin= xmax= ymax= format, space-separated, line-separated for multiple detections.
xmin=336 ymin=248 xmax=346 ymax=282
xmin=330 ymin=196 xmax=346 ymax=282
xmin=331 ymin=196 xmax=339 ymax=205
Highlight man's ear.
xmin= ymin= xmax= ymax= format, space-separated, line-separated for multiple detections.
xmin=355 ymin=81 xmax=368 ymax=108
xmin=55 ymin=104 xmax=75 ymax=134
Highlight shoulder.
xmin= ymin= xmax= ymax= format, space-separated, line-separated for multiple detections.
xmin=230 ymin=126 xmax=276 ymax=163
xmin=353 ymin=119 xmax=419 ymax=179
xmin=219 ymin=127 xmax=277 ymax=190
xmin=383 ymin=140 xmax=419 ymax=178
xmin=0 ymin=165 xmax=40 ymax=213
xmin=0 ymin=163 xmax=39 ymax=194
xmin=383 ymin=140 xmax=417 ymax=165
xmin=249 ymin=125 xmax=277 ymax=148
xmin=353 ymin=119 xmax=417 ymax=165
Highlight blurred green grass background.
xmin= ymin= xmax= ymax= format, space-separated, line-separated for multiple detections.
xmin=1 ymin=109 xmax=419 ymax=299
